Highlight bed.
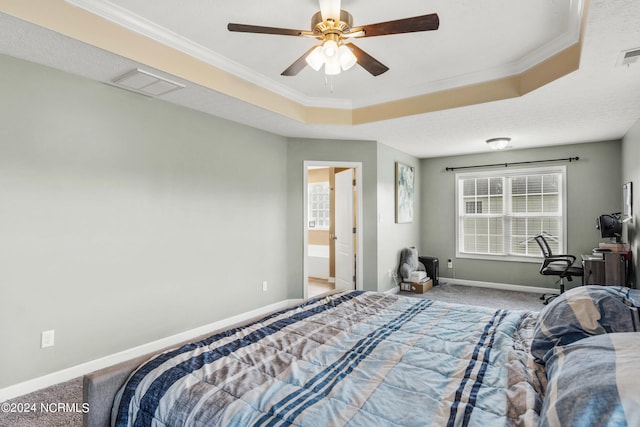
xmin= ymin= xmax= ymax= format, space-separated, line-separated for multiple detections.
xmin=84 ymin=286 xmax=640 ymax=427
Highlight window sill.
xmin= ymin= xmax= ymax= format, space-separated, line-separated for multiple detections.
xmin=456 ymin=253 xmax=541 ymax=263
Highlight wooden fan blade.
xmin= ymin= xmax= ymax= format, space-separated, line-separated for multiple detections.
xmin=281 ymin=46 xmax=318 ymax=76
xmin=354 ymin=13 xmax=439 ymax=38
xmin=227 ymin=23 xmax=306 ymax=37
xmin=345 ymin=43 xmax=389 ymax=76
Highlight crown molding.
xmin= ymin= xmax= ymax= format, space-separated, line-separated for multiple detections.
xmin=65 ymin=0 xmax=584 ymax=110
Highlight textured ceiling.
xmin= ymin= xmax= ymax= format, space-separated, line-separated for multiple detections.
xmin=1 ymin=0 xmax=639 ymax=158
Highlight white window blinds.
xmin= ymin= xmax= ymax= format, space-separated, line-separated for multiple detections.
xmin=456 ymin=166 xmax=566 ymax=261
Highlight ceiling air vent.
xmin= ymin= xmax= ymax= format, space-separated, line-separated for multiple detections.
xmin=616 ymin=48 xmax=640 ymax=67
xmin=111 ymin=69 xmax=185 ymax=96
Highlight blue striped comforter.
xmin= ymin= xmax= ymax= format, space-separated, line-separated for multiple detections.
xmin=113 ymin=291 xmax=543 ymax=426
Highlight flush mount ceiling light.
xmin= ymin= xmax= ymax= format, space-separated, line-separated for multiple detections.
xmin=227 ymin=0 xmax=439 ymax=77
xmin=486 ymin=137 xmax=511 ymax=150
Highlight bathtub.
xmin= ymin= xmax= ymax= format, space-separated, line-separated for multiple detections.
xmin=308 ymin=244 xmax=330 ymax=280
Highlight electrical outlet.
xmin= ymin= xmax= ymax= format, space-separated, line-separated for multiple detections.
xmin=262 ymin=281 xmax=268 ymax=292
xmin=447 ymin=259 xmax=453 ymax=269
xmin=41 ymin=330 xmax=55 ymax=348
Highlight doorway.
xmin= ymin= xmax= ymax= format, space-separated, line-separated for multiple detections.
xmin=303 ymin=161 xmax=363 ymax=299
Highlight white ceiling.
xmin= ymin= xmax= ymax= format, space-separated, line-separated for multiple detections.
xmin=1 ymin=0 xmax=639 ymax=158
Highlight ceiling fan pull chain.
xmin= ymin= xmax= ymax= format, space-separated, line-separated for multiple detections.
xmin=324 ymin=75 xmax=334 ymax=93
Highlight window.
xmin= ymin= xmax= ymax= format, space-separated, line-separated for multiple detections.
xmin=455 ymin=166 xmax=566 ymax=261
xmin=308 ymin=182 xmax=330 ymax=229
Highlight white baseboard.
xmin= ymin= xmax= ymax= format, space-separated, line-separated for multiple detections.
xmin=439 ymin=277 xmax=552 ymax=294
xmin=384 ymin=286 xmax=400 ymax=294
xmin=0 ymin=298 xmax=303 ymax=403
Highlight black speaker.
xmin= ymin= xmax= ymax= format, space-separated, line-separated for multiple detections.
xmin=418 ymin=256 xmax=439 ymax=286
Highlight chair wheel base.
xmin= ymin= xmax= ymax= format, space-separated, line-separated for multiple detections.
xmin=540 ymin=292 xmax=559 ymax=305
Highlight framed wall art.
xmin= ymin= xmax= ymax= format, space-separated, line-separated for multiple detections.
xmin=623 ymin=181 xmax=632 ymax=219
xmin=395 ymin=162 xmax=415 ymax=224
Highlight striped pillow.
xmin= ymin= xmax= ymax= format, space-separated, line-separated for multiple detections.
xmin=531 ymin=286 xmax=640 ymax=363
xmin=540 ymin=333 xmax=640 ymax=427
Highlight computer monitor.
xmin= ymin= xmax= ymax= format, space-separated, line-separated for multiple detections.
xmin=596 ymin=213 xmax=622 ymax=242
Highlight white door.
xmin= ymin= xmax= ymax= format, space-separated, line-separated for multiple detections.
xmin=334 ymin=169 xmax=355 ymax=290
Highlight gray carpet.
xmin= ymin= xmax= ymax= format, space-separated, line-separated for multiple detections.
xmin=1 ymin=283 xmax=546 ymax=426
xmin=400 ymin=281 xmax=546 ymax=312
xmin=0 ymin=378 xmax=83 ymax=427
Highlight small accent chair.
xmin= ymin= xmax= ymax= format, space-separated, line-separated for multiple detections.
xmin=534 ymin=234 xmax=584 ymax=305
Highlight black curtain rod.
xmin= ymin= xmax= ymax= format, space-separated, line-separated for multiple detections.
xmin=445 ymin=156 xmax=579 ymax=172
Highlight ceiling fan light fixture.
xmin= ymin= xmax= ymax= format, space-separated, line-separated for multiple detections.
xmin=322 ymin=39 xmax=338 ymax=58
xmin=338 ymin=45 xmax=357 ymax=70
xmin=305 ymin=46 xmax=324 ymax=71
xmin=486 ymin=137 xmax=511 ymax=150
xmin=324 ymin=56 xmax=341 ymax=75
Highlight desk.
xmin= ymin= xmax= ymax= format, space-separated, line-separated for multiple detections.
xmin=582 ymin=252 xmax=629 ymax=286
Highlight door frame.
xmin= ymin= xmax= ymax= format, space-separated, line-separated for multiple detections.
xmin=303 ymin=161 xmax=363 ymax=299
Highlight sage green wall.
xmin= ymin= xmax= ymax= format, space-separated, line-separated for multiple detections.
xmin=286 ymin=138 xmax=378 ymax=295
xmin=420 ymin=141 xmax=622 ymax=290
xmin=622 ymin=118 xmax=640 ymax=287
xmin=0 ymin=54 xmax=289 ymax=388
xmin=376 ymin=143 xmax=421 ymax=291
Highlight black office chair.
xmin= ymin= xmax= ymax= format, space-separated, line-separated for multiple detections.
xmin=534 ymin=234 xmax=584 ymax=304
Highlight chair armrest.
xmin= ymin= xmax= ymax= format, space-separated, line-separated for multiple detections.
xmin=542 ymin=255 xmax=579 ymax=278
xmin=554 ymin=254 xmax=576 ymax=263
xmin=542 ymin=255 xmax=576 ymax=268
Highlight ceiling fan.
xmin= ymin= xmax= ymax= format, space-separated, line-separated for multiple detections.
xmin=227 ymin=0 xmax=439 ymax=77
